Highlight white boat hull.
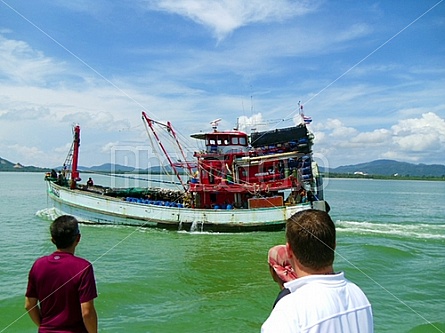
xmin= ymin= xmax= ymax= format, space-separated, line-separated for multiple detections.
xmin=46 ymin=181 xmax=325 ymax=232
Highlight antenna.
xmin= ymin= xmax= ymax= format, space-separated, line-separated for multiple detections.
xmin=234 ymin=117 xmax=239 ymax=131
xmin=210 ymin=118 xmax=222 ymax=131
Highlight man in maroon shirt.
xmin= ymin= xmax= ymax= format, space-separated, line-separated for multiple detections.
xmin=25 ymin=215 xmax=98 ymax=333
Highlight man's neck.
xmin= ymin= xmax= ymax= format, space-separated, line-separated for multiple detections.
xmin=56 ymin=246 xmax=76 ymax=255
xmin=295 ymin=265 xmax=335 ymax=278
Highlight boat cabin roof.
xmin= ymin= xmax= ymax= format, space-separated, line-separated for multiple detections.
xmin=191 ymin=131 xmax=248 ymax=147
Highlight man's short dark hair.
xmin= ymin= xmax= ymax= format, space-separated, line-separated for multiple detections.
xmin=50 ymin=215 xmax=80 ymax=249
xmin=286 ymin=210 xmax=336 ymax=270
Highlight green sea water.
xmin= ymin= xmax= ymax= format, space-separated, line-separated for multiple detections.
xmin=1 ymin=172 xmax=444 ymax=332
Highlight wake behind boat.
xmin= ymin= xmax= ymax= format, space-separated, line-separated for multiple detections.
xmin=45 ymin=111 xmax=329 ymax=232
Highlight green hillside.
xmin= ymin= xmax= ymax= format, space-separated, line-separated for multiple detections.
xmin=0 ymin=157 xmax=49 ymax=172
xmin=329 ymin=159 xmax=445 ymax=177
xmin=1 ymin=156 xmax=444 ymax=179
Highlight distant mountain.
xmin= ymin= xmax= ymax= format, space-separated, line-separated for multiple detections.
xmin=0 ymin=157 xmax=15 ymax=170
xmin=78 ymin=163 xmax=136 ymax=173
xmin=326 ymin=159 xmax=445 ymax=177
xmin=0 ymin=157 xmax=48 ymax=172
xmin=2 ymin=156 xmax=444 ymax=177
xmin=47 ymin=159 xmax=445 ymax=177
xmin=78 ymin=164 xmax=173 ymax=174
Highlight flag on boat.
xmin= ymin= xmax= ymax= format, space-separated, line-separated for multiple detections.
xmin=298 ymin=102 xmax=312 ymax=124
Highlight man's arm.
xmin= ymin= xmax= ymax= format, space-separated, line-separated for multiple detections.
xmin=81 ymin=299 xmax=98 ymax=333
xmin=24 ymin=297 xmax=41 ymax=327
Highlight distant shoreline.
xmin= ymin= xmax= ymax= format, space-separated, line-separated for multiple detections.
xmin=324 ymin=173 xmax=445 ymax=181
xmin=2 ymin=169 xmax=444 ymax=181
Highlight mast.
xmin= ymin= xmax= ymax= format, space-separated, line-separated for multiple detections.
xmin=70 ymin=125 xmax=80 ymax=189
xmin=142 ymin=112 xmax=188 ymax=191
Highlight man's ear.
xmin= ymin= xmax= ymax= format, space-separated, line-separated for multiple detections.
xmin=51 ymin=238 xmax=56 ymax=245
xmin=286 ymin=242 xmax=301 ymax=272
xmin=285 ymin=242 xmax=293 ymax=259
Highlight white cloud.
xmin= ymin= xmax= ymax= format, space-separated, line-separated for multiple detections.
xmin=350 ymin=129 xmax=391 ymax=145
xmin=334 ymin=23 xmax=373 ymax=43
xmin=237 ymin=113 xmax=267 ymax=131
xmin=6 ymin=144 xmax=46 ymax=166
xmin=392 ymin=112 xmax=445 ymax=136
xmin=148 ymin=0 xmax=320 ymax=40
xmin=393 ymin=133 xmax=439 ymax=152
xmin=391 ymin=112 xmax=445 ymax=152
xmin=101 ymin=141 xmax=120 ymax=153
xmin=313 ymin=118 xmax=358 ymax=141
xmin=54 ymin=143 xmax=72 ymax=154
xmin=312 ymin=112 xmax=445 ymax=166
xmin=0 ymin=35 xmax=65 ymax=84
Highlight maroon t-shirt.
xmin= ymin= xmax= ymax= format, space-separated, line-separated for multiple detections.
xmin=26 ymin=251 xmax=97 ymax=333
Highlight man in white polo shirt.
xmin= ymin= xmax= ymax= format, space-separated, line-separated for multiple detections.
xmin=261 ymin=210 xmax=373 ymax=333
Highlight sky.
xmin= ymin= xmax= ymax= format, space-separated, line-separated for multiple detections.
xmin=1 ymin=0 xmax=444 ymax=170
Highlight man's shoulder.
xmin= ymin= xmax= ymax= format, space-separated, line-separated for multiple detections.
xmin=285 ymin=273 xmax=369 ymax=301
xmin=343 ymin=279 xmax=372 ymax=305
xmin=32 ymin=254 xmax=52 ymax=265
xmin=66 ymin=254 xmax=93 ymax=267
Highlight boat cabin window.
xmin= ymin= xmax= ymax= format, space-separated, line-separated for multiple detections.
xmin=206 ymin=134 xmax=248 ymax=147
xmin=231 ymin=136 xmax=247 ymax=146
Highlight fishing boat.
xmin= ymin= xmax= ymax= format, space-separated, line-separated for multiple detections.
xmin=45 ymin=111 xmax=329 ymax=232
